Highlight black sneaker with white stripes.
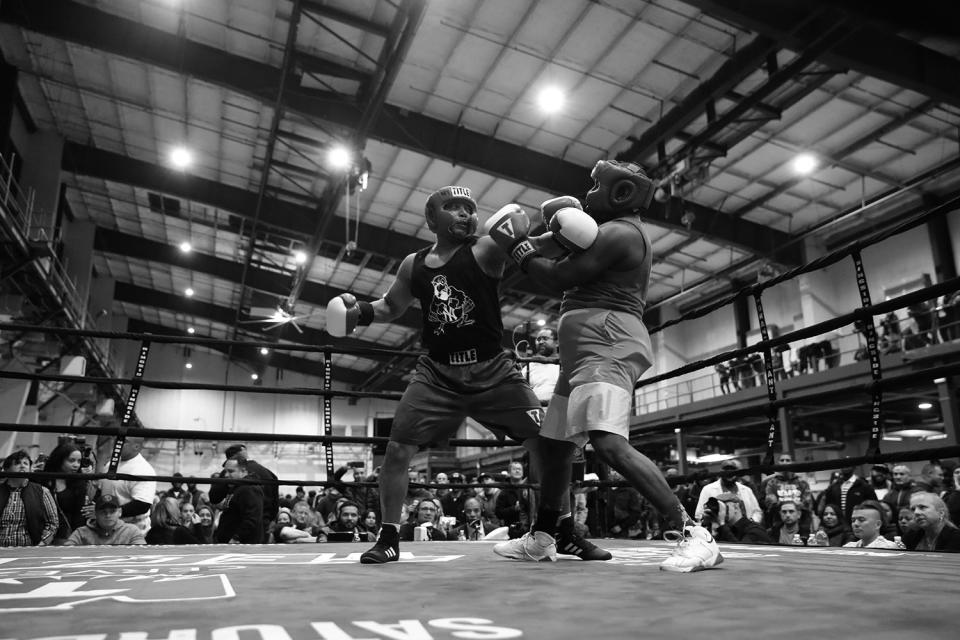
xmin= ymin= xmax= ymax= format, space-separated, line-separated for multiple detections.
xmin=360 ymin=528 xmax=400 ymax=564
xmin=556 ymin=517 xmax=612 ymax=561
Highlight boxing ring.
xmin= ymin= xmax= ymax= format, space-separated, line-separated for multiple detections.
xmin=2 ymin=173 xmax=960 ymax=639
xmin=1 ymin=541 xmax=957 ymax=639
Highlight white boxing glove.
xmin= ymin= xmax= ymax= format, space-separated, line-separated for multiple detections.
xmin=548 ymin=207 xmax=598 ymax=254
xmin=326 ymin=293 xmax=374 ymax=337
xmin=540 ymin=196 xmax=582 ymax=225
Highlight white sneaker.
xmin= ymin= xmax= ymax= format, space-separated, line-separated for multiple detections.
xmin=493 ymin=531 xmax=557 ymax=562
xmin=659 ymin=525 xmax=723 ymax=573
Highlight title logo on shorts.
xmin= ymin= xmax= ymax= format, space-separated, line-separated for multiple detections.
xmin=526 ymin=409 xmax=543 ymax=426
xmin=427 ymin=275 xmax=475 ymax=334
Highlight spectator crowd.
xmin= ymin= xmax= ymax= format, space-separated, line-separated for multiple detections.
xmin=2 ymin=439 xmax=959 ymax=553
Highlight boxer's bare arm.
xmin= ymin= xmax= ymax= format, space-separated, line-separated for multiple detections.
xmin=473 ymin=235 xmax=508 ymax=278
xmin=371 ymin=254 xmax=417 ymax=321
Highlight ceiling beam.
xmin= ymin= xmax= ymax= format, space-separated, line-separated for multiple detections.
xmin=125 ymin=319 xmax=404 ymax=391
xmin=112 ymin=282 xmax=412 ymax=384
xmin=677 ymin=0 xmax=960 ymax=108
xmin=616 ymin=35 xmax=778 ymax=165
xmin=94 ymin=227 xmax=422 ymax=329
xmin=732 ymin=97 xmax=937 ymax=217
xmin=97 ymin=228 xmax=525 ymax=347
xmin=5 ymin=0 xmax=800 ymax=263
xmin=64 ymin=142 xmax=430 ymax=264
xmin=300 ymin=1 xmax=391 ymax=38
xmin=644 ymin=198 xmax=802 ymax=266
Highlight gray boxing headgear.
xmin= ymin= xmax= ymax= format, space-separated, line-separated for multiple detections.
xmin=585 ymin=160 xmax=655 ymax=219
xmin=425 ymin=185 xmax=478 ymax=235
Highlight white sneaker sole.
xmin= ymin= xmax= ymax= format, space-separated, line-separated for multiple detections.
xmin=493 ymin=544 xmax=557 ymax=562
xmin=659 ymin=552 xmax=724 ymax=573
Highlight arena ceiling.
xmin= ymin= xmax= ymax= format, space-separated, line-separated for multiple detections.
xmin=1 ymin=0 xmax=958 ymax=392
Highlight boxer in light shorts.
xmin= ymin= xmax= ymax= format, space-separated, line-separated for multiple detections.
xmin=485 ymin=160 xmax=722 ymax=571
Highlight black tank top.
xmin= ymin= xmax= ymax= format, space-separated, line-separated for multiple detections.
xmin=411 ymin=239 xmax=504 ymax=363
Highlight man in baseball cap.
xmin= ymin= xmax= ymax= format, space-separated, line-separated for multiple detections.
xmin=63 ymin=494 xmax=145 ymax=546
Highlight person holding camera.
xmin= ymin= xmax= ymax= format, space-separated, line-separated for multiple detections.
xmin=708 ymin=493 xmax=772 ymax=544
xmin=321 ymin=499 xmax=376 ymax=543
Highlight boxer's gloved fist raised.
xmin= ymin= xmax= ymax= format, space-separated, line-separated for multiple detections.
xmin=482 ymin=204 xmax=538 ymax=270
xmin=539 ymin=196 xmax=582 ymax=225
xmin=326 ymin=293 xmax=374 ymax=337
xmin=548 ymin=207 xmax=598 ymax=255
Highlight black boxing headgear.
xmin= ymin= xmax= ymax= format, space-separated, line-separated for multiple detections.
xmin=425 ymin=185 xmax=478 ymax=235
xmin=585 ymin=160 xmax=655 ymax=219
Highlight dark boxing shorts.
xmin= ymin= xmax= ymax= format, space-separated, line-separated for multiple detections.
xmin=390 ymin=351 xmax=543 ymax=446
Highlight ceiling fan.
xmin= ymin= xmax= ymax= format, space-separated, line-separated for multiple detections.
xmin=239 ymin=302 xmax=322 ymax=333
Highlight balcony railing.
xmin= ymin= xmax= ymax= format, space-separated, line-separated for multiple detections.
xmin=633 ymin=310 xmax=960 ymax=416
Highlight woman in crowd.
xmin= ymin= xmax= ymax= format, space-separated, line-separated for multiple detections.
xmin=180 ymin=502 xmax=199 ymax=527
xmin=815 ymin=504 xmax=853 ymax=546
xmin=903 ymin=492 xmax=960 ymax=552
xmin=360 ymin=509 xmax=380 ymax=538
xmin=272 ymin=505 xmax=316 ymax=543
xmin=145 ymin=497 xmax=200 ymax=544
xmin=41 ymin=443 xmax=94 ymax=541
xmin=192 ymin=504 xmax=216 ymax=543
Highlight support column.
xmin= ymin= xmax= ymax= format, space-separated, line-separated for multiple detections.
xmin=0 ymin=368 xmax=30 ymax=456
xmin=648 ymin=303 xmax=682 ymax=412
xmin=0 ymin=58 xmax=16 ymax=159
xmin=936 ymin=376 xmax=958 ymax=443
xmin=60 ymin=219 xmax=96 ymax=321
xmin=15 ymin=130 xmax=63 ymax=231
xmin=732 ymin=279 xmax=751 ymax=348
xmin=675 ymin=427 xmax=688 ymax=475
xmin=778 ymin=405 xmax=795 ymax=458
xmin=927 ymin=211 xmax=958 ymax=283
xmin=797 ymin=237 xmax=839 ymax=329
xmin=89 ymin=274 xmax=116 ymax=368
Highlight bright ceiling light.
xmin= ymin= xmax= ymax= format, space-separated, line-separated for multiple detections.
xmin=179 ymin=241 xmax=192 ymax=253
xmin=537 ymin=86 xmax=565 ymax=114
xmin=185 ymin=362 xmax=193 ymax=369
xmin=251 ymin=373 xmax=259 ymax=381
xmin=186 ymin=327 xmax=195 ymax=334
xmin=184 ymin=287 xmax=194 ymax=297
xmin=260 ymin=347 xmax=269 ymax=355
xmin=918 ymin=401 xmax=933 ymax=410
xmin=294 ymin=250 xmax=307 ymax=264
xmin=694 ymin=453 xmax=737 ymax=464
xmin=792 ymin=153 xmax=817 ymax=175
xmin=327 ymin=145 xmax=352 ymax=170
xmin=170 ymin=146 xmax=193 ymax=170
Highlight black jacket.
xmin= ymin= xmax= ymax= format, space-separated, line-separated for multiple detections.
xmin=215 ymin=485 xmax=264 ymax=544
xmin=719 ymin=517 xmax=773 ymax=544
xmin=824 ymin=477 xmax=877 ymax=523
xmin=904 ymin=523 xmax=960 ymax=552
xmin=882 ymin=482 xmax=917 ymax=514
xmin=209 ymin=459 xmax=278 ymax=526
